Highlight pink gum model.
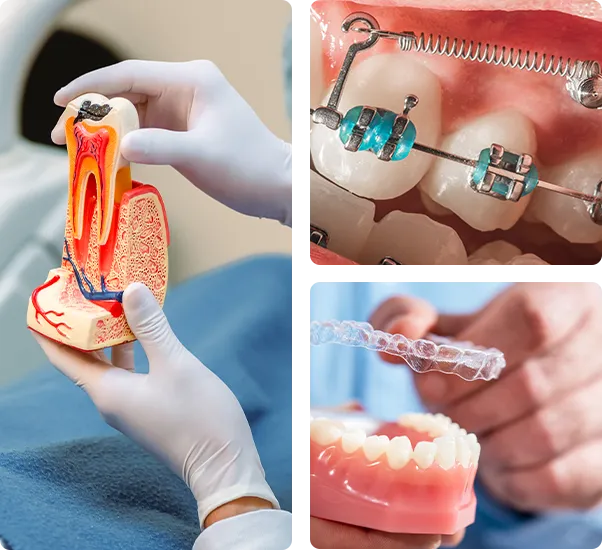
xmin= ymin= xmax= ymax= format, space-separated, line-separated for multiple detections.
xmin=310 ymin=413 xmax=479 ymax=535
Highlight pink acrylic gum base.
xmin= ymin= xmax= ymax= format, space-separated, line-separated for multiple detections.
xmin=310 ymin=424 xmax=477 ymax=535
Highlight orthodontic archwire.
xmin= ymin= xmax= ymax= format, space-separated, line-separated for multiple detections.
xmin=310 ymin=12 xmax=602 ymax=225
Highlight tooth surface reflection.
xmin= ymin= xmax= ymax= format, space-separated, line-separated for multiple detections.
xmin=528 ymin=151 xmax=602 ymax=243
xmin=310 ymin=170 xmax=375 ymax=260
xmin=311 ymin=53 xmax=442 ymax=199
xmin=420 ymin=110 xmax=537 ymax=231
xmin=360 ymin=211 xmax=467 ymax=265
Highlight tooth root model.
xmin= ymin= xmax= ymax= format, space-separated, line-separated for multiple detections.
xmin=27 ymin=94 xmax=169 ymax=351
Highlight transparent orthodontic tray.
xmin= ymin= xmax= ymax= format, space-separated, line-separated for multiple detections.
xmin=311 ymin=320 xmax=505 ymax=381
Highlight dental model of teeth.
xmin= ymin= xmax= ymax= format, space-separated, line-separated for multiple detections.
xmin=310 ymin=12 xmax=602 ymax=258
xmin=310 ymin=320 xmax=505 ymax=381
xmin=310 ymin=412 xmax=479 ymax=534
xmin=26 ymin=94 xmax=170 ymax=350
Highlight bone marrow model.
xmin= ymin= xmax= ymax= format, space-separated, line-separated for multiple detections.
xmin=27 ymin=94 xmax=169 ymax=350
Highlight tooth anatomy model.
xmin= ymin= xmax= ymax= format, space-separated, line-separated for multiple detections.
xmin=27 ymin=94 xmax=169 ymax=351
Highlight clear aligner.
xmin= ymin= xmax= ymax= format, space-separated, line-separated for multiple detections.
xmin=310 ymin=320 xmax=506 ymax=381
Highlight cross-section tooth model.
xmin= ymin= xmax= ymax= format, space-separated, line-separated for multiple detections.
xmin=27 ymin=94 xmax=169 ymax=350
xmin=310 ymin=320 xmax=506 ymax=534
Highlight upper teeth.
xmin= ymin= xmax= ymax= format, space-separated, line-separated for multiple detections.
xmin=311 ymin=49 xmax=602 ymax=255
xmin=310 ymin=413 xmax=480 ymax=469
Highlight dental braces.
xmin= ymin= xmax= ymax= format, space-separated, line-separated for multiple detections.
xmin=310 ymin=320 xmax=506 ymax=381
xmin=310 ymin=12 xmax=602 ymax=224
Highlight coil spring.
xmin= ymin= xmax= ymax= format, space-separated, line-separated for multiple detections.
xmin=398 ymin=32 xmax=600 ymax=80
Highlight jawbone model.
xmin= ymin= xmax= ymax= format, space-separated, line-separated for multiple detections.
xmin=27 ymin=94 xmax=169 ymax=350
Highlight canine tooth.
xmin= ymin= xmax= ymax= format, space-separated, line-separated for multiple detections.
xmin=420 ymin=110 xmax=537 ymax=231
xmin=528 ymin=151 xmax=602 ymax=243
xmin=311 ymin=53 xmax=442 ymax=199
xmin=386 ymin=436 xmax=413 ymax=469
xmin=310 ymin=170 xmax=375 ymax=260
xmin=310 ymin=418 xmax=342 ymax=446
xmin=341 ymin=429 xmax=367 ymax=454
xmin=363 ymin=435 xmax=390 ymax=461
xmin=359 ymin=211 xmax=467 ymax=265
xmin=456 ymin=436 xmax=472 ymax=468
xmin=413 ymin=441 xmax=437 ymax=469
xmin=434 ymin=436 xmax=457 ymax=470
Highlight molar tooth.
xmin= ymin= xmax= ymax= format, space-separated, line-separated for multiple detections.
xmin=420 ymin=110 xmax=537 ymax=231
xmin=310 ymin=418 xmax=342 ymax=446
xmin=386 ymin=436 xmax=413 ymax=469
xmin=413 ymin=441 xmax=437 ymax=469
xmin=456 ymin=436 xmax=472 ymax=468
xmin=434 ymin=436 xmax=457 ymax=470
xmin=359 ymin=211 xmax=467 ymax=265
xmin=363 ymin=435 xmax=390 ymax=461
xmin=341 ymin=429 xmax=367 ymax=454
xmin=311 ymin=53 xmax=442 ymax=199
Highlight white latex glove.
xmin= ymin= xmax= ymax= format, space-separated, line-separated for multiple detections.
xmin=32 ymin=282 xmax=279 ymax=527
xmin=52 ymin=60 xmax=292 ymax=226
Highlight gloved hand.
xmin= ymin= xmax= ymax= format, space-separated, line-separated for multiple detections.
xmin=32 ymin=282 xmax=279 ymax=527
xmin=52 ymin=60 xmax=292 ymax=226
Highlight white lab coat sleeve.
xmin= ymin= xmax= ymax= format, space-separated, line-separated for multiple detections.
xmin=193 ymin=509 xmax=292 ymax=550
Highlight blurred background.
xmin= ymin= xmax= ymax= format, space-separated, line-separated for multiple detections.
xmin=0 ymin=0 xmax=291 ymax=384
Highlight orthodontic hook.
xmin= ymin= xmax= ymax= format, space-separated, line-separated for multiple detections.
xmin=349 ymin=13 xmax=602 ymax=110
